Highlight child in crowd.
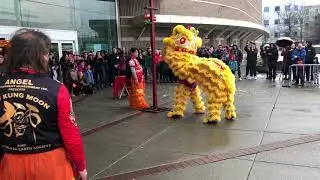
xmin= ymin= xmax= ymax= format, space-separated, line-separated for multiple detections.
xmin=73 ymin=71 xmax=94 ymax=96
xmin=84 ymin=64 xmax=95 ymax=88
xmin=228 ymin=54 xmax=238 ymax=76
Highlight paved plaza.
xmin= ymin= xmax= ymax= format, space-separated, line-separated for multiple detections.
xmin=74 ymin=77 xmax=320 ymax=180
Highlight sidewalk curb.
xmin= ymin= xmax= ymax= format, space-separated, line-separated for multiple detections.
xmin=81 ymin=111 xmax=144 ymax=137
xmin=81 ymin=100 xmax=171 ymax=137
xmin=97 ymin=134 xmax=320 ymax=180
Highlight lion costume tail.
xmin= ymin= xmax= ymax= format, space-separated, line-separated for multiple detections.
xmin=189 ymin=57 xmax=237 ymax=120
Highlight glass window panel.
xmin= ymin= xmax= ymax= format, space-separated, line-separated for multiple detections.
xmin=62 ymin=43 xmax=74 ymax=52
xmin=74 ymin=0 xmax=116 ymax=15
xmin=0 ymin=0 xmax=21 ymax=26
xmin=1 ymin=0 xmax=118 ymax=53
xmin=73 ymin=1 xmax=117 ymax=52
xmin=50 ymin=43 xmax=59 ymax=56
xmin=20 ymin=1 xmax=75 ymax=30
xmin=25 ymin=0 xmax=73 ymax=8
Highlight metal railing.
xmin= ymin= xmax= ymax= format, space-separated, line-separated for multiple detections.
xmin=288 ymin=64 xmax=320 ymax=87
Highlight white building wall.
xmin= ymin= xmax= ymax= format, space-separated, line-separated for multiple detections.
xmin=262 ymin=0 xmax=305 ymax=42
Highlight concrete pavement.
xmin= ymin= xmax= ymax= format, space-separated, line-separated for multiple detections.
xmin=74 ymin=77 xmax=320 ymax=180
xmin=74 ymin=83 xmax=175 ymax=133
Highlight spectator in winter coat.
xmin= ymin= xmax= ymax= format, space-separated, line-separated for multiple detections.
xmin=305 ymin=41 xmax=316 ymax=81
xmin=84 ymin=64 xmax=95 ymax=87
xmin=60 ymin=53 xmax=71 ymax=86
xmin=215 ymin=45 xmax=224 ymax=60
xmin=291 ymin=43 xmax=307 ymax=85
xmin=93 ymin=51 xmax=104 ymax=90
xmin=108 ymin=48 xmax=119 ymax=86
xmin=245 ymin=42 xmax=258 ymax=79
xmin=230 ymin=44 xmax=243 ymax=80
xmin=281 ymin=45 xmax=293 ymax=80
xmin=155 ymin=50 xmax=162 ymax=81
xmin=266 ymin=43 xmax=279 ymax=80
xmin=145 ymin=48 xmax=152 ymax=81
xmin=221 ymin=46 xmax=230 ymax=65
xmin=73 ymin=71 xmax=94 ymax=96
xmin=118 ymin=50 xmax=127 ymax=76
xmin=77 ymin=61 xmax=85 ymax=72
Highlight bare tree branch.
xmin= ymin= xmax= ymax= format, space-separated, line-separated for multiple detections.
xmin=277 ymin=1 xmax=307 ymax=41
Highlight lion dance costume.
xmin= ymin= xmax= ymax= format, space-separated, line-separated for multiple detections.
xmin=163 ymin=25 xmax=236 ymax=124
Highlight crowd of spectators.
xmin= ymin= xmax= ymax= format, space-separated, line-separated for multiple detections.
xmin=261 ymin=41 xmax=318 ymax=86
xmin=48 ymin=43 xmax=249 ymax=97
xmin=48 ymin=47 xmax=180 ymax=97
xmin=47 ymin=40 xmax=319 ymax=97
xmin=197 ymin=44 xmax=245 ymax=80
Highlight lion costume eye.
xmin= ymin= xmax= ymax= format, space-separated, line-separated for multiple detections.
xmin=180 ymin=37 xmax=187 ymax=44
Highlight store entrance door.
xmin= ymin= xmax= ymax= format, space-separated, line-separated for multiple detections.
xmin=52 ymin=40 xmax=76 ymax=59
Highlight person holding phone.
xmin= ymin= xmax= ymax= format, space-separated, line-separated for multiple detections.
xmin=245 ymin=42 xmax=258 ymax=80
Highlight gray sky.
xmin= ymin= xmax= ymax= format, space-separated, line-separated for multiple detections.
xmin=304 ymin=0 xmax=320 ymax=6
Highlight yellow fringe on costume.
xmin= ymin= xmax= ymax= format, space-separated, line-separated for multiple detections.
xmin=167 ymin=84 xmax=205 ymax=118
xmin=163 ymin=25 xmax=237 ymax=124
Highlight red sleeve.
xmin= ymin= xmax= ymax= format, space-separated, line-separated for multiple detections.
xmin=57 ymin=85 xmax=86 ymax=171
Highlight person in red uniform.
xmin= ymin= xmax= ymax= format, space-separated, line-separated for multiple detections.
xmin=0 ymin=29 xmax=87 ymax=180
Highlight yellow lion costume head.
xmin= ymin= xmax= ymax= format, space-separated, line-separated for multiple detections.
xmin=163 ymin=25 xmax=202 ymax=55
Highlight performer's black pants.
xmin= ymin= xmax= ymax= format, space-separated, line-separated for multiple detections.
xmin=268 ymin=63 xmax=277 ymax=80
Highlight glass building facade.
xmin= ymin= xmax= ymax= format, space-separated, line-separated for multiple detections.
xmin=0 ymin=0 xmax=118 ymax=52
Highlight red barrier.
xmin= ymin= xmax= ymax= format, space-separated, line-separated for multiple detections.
xmin=113 ymin=76 xmax=127 ymax=98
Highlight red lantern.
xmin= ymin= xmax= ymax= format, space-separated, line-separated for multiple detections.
xmin=144 ymin=12 xmax=156 ymax=22
xmin=144 ymin=12 xmax=150 ymax=20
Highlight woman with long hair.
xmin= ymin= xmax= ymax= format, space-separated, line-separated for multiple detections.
xmin=0 ymin=29 xmax=87 ymax=180
xmin=128 ymin=48 xmax=149 ymax=109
